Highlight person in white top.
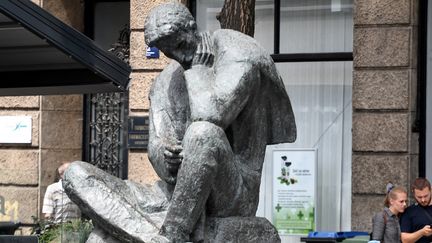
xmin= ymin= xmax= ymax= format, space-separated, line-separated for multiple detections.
xmin=42 ymin=162 xmax=80 ymax=224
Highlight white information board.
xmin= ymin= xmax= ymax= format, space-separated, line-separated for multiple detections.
xmin=272 ymin=148 xmax=317 ymax=235
xmin=0 ymin=116 xmax=32 ymax=144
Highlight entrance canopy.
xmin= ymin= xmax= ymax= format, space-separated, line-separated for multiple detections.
xmin=0 ymin=0 xmax=131 ymax=96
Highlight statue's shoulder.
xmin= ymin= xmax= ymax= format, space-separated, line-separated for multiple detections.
xmin=213 ymin=29 xmax=258 ymax=46
xmin=160 ymin=61 xmax=184 ymax=78
xmin=150 ymin=61 xmax=185 ymax=98
xmin=212 ymin=29 xmax=267 ymax=61
xmin=155 ymin=61 xmax=184 ymax=83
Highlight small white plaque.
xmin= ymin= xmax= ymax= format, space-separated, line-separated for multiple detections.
xmin=0 ymin=116 xmax=32 ymax=144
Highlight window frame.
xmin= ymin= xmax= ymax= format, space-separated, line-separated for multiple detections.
xmin=190 ymin=0 xmax=353 ymax=63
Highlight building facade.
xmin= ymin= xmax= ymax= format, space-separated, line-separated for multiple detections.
xmin=0 ymin=0 xmax=427 ymax=241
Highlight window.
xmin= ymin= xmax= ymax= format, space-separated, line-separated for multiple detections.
xmin=85 ymin=0 xmax=130 ymax=49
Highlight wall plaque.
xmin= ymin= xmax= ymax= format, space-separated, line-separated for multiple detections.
xmin=146 ymin=47 xmax=160 ymax=58
xmin=0 ymin=116 xmax=32 ymax=144
xmin=128 ymin=116 xmax=149 ymax=149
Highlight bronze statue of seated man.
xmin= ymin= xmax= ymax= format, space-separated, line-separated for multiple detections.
xmin=63 ymin=2 xmax=296 ymax=242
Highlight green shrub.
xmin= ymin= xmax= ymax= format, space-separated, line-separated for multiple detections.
xmin=32 ymin=217 xmax=93 ymax=243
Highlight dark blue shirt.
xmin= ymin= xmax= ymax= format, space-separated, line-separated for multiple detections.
xmin=400 ymin=204 xmax=432 ymax=243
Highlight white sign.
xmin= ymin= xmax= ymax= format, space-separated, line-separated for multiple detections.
xmin=0 ymin=116 xmax=32 ymax=144
xmin=272 ymin=148 xmax=317 ymax=235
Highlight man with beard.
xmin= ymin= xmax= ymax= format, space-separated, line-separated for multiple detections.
xmin=400 ymin=178 xmax=432 ymax=243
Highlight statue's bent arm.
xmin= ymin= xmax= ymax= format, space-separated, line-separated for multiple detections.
xmin=184 ymin=61 xmax=256 ymax=129
xmin=148 ymin=107 xmax=177 ymax=185
xmin=148 ymin=84 xmax=184 ymax=185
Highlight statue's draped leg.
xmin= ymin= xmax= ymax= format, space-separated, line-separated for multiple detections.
xmin=63 ymin=161 xmax=170 ymax=243
xmin=161 ymin=121 xmax=251 ymax=241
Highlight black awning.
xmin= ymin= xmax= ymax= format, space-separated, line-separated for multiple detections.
xmin=0 ymin=0 xmax=131 ymax=96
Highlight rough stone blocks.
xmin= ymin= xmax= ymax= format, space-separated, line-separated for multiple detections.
xmin=353 ymin=113 xmax=409 ymax=152
xmin=128 ymin=151 xmax=159 ymax=185
xmin=40 ymin=111 xmax=82 ymax=149
xmin=352 ymin=154 xmax=409 ymax=194
xmin=0 ymin=150 xmax=39 ymax=185
xmin=0 ymin=187 xmax=38 ymax=224
xmin=354 ymin=28 xmax=410 ymax=68
xmin=353 ymin=70 xmax=409 ymax=110
xmin=354 ymin=0 xmax=411 ymax=25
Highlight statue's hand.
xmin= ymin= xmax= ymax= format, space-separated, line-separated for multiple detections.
xmin=192 ymin=32 xmax=214 ymax=67
xmin=163 ymin=143 xmax=183 ymax=178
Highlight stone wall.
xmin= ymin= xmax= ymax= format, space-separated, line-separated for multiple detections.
xmin=38 ymin=0 xmax=85 ymax=220
xmin=38 ymin=95 xmax=83 ymax=219
xmin=0 ymin=95 xmax=83 ymax=225
xmin=0 ymin=0 xmax=84 ymax=226
xmin=351 ymin=0 xmax=419 ymax=231
xmin=0 ymin=96 xmax=40 ymax=225
xmin=127 ymin=0 xmax=173 ymax=185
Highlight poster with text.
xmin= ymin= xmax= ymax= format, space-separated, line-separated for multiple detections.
xmin=272 ymin=149 xmax=316 ymax=235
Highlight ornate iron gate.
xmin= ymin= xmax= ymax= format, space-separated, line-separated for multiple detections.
xmin=84 ymin=26 xmax=130 ymax=178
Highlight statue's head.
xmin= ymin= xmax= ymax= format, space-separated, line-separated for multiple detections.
xmin=144 ymin=2 xmax=198 ymax=67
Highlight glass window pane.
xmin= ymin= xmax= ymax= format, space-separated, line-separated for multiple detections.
xmin=195 ymin=0 xmax=224 ymax=33
xmin=277 ymin=62 xmax=352 ymax=150
xmin=258 ymin=61 xmax=352 ymax=237
xmin=255 ymin=0 xmax=274 ymax=52
xmin=280 ymin=0 xmax=353 ymax=53
xmin=196 ymin=0 xmax=274 ymax=53
xmin=197 ymin=0 xmax=353 ymax=54
xmin=94 ymin=2 xmax=129 ymax=50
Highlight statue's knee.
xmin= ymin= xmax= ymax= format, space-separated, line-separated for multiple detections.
xmin=183 ymin=121 xmax=225 ymax=145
